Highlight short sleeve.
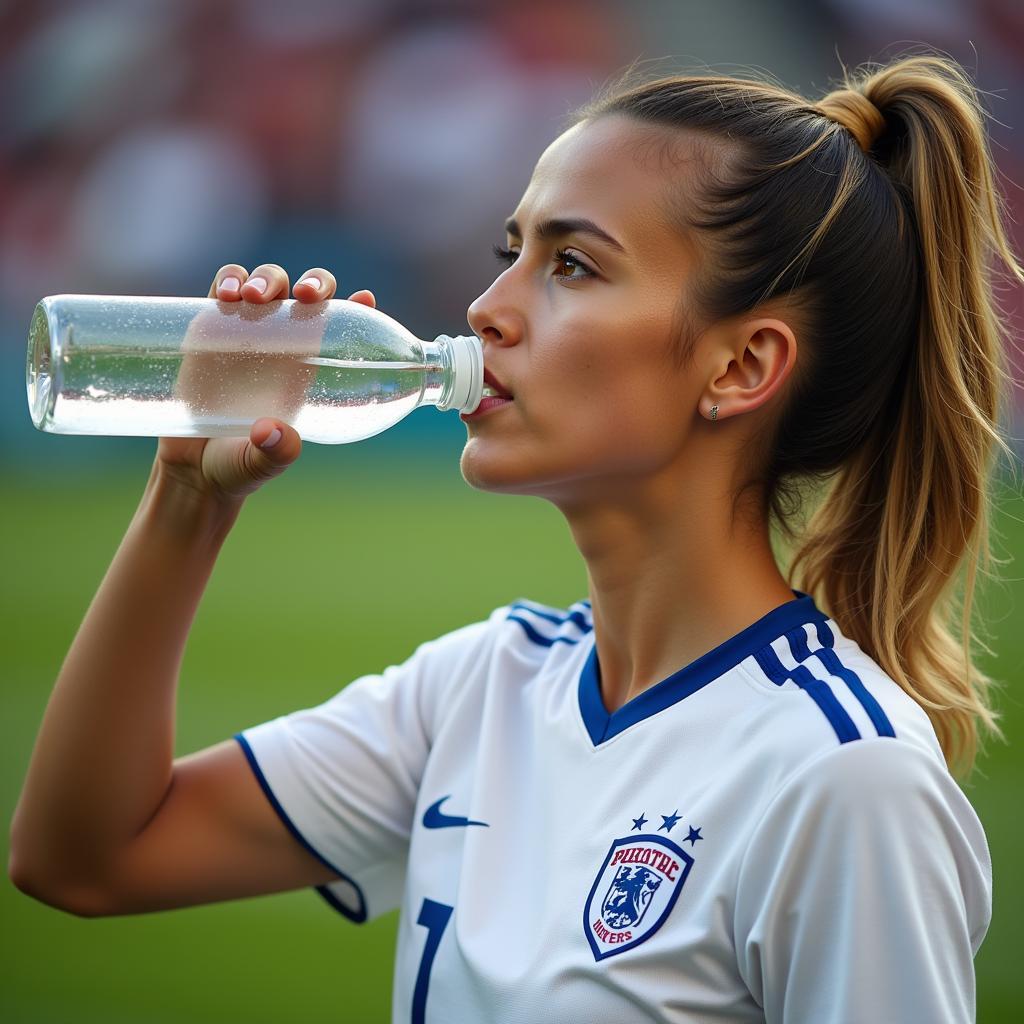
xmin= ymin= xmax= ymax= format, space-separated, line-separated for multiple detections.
xmin=734 ymin=738 xmax=992 ymax=1023
xmin=235 ymin=609 xmax=506 ymax=922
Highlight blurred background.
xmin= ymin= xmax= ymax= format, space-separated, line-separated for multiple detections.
xmin=2 ymin=1 xmax=1022 ymax=1021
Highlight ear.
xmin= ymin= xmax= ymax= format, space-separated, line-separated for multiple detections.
xmin=700 ymin=318 xmax=797 ymax=421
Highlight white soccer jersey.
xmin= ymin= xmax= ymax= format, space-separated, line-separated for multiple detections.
xmin=236 ymin=589 xmax=991 ymax=1023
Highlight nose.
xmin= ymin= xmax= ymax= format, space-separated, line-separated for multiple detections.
xmin=467 ymin=274 xmax=523 ymax=349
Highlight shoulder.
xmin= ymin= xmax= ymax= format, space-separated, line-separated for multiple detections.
xmin=424 ymin=597 xmax=594 ymax=702
xmin=391 ymin=597 xmax=591 ymax=735
xmin=755 ymin=734 xmax=985 ymax=843
xmin=731 ymin=618 xmax=988 ymax=868
xmin=406 ymin=596 xmax=593 ymax=673
xmin=739 ymin=615 xmax=946 ymax=767
xmin=500 ymin=597 xmax=594 ymax=651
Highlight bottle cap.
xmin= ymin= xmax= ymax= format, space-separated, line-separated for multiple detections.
xmin=435 ymin=334 xmax=484 ymax=413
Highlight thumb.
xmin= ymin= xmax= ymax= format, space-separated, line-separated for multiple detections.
xmin=201 ymin=419 xmax=303 ymax=501
xmin=245 ymin=418 xmax=302 ymax=480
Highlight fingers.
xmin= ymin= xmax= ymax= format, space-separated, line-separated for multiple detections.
xmin=209 ymin=264 xmax=249 ymax=300
xmin=209 ymin=264 xmax=290 ymax=302
xmin=209 ymin=263 xmax=375 ymax=308
xmin=347 ymin=289 xmax=377 ymax=309
xmin=241 ymin=264 xmax=291 ymax=302
xmin=293 ymin=268 xmax=337 ymax=302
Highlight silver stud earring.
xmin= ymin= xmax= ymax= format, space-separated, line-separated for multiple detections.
xmin=710 ymin=405 xmax=719 ymax=421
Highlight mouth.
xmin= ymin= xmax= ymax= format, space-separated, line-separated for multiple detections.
xmin=463 ymin=367 xmax=514 ymax=420
xmin=482 ymin=368 xmax=513 ymax=399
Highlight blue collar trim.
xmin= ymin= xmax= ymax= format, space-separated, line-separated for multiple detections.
xmin=578 ymin=590 xmax=828 ymax=746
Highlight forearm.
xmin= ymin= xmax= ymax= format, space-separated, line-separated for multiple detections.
xmin=10 ymin=460 xmax=242 ymax=891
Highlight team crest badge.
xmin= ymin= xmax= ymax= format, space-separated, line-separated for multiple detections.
xmin=583 ymin=832 xmax=694 ymax=960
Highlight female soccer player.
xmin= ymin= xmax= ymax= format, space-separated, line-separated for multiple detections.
xmin=11 ymin=53 xmax=1020 ymax=1022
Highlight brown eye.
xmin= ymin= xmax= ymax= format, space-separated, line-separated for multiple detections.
xmin=552 ymin=249 xmax=593 ymax=280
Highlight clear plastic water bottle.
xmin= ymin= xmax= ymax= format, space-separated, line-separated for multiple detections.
xmin=26 ymin=294 xmax=484 ymax=444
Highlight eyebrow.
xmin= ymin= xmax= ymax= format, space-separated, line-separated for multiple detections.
xmin=503 ymin=216 xmax=626 ymax=255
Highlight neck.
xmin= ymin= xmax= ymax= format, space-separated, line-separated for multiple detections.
xmin=558 ymin=472 xmax=796 ymax=714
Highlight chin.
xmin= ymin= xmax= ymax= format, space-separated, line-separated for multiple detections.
xmin=460 ymin=441 xmax=533 ymax=494
xmin=459 ymin=434 xmax=569 ymax=495
xmin=459 ymin=438 xmax=608 ymax=504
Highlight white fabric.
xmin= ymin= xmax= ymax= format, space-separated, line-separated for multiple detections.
xmin=238 ymin=595 xmax=991 ymax=1023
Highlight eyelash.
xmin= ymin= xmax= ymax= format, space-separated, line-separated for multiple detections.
xmin=492 ymin=244 xmax=594 ymax=281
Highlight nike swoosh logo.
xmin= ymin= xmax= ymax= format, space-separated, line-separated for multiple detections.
xmin=422 ymin=795 xmax=489 ymax=830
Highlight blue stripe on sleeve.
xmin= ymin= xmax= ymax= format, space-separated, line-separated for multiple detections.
xmin=784 ymin=624 xmax=815 ymax=663
xmin=790 ymin=664 xmax=862 ymax=744
xmin=507 ymin=614 xmax=586 ymax=648
xmin=813 ymin=624 xmax=897 ymax=738
xmin=510 ymin=602 xmax=593 ymax=633
xmin=787 ymin=624 xmax=896 ymax=739
xmin=753 ymin=644 xmax=861 ymax=745
xmin=233 ymin=732 xmax=368 ymax=924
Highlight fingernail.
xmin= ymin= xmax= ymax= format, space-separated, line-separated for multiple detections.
xmin=300 ymin=276 xmax=322 ymax=291
xmin=220 ymin=275 xmax=240 ymax=294
xmin=247 ymin=276 xmax=268 ymax=294
xmin=259 ymin=426 xmax=282 ymax=450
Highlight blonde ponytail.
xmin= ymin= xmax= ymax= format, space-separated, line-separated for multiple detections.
xmin=791 ymin=55 xmax=1023 ymax=773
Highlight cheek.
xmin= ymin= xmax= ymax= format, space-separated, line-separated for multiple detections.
xmin=459 ymin=303 xmax=694 ymax=492
xmin=531 ymin=320 xmax=689 ymax=450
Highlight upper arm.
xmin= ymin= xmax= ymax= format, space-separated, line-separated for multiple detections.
xmin=735 ymin=739 xmax=991 ymax=1023
xmin=90 ymin=738 xmax=338 ymax=916
xmin=79 ymin=612 xmax=502 ymax=919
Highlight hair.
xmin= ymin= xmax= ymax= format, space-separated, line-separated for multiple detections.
xmin=576 ymin=51 xmax=1023 ymax=775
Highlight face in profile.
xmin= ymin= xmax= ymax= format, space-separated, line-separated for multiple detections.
xmin=460 ymin=115 xmax=713 ymax=507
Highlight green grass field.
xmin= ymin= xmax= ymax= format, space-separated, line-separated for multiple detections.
xmin=2 ymin=449 xmax=1022 ymax=1022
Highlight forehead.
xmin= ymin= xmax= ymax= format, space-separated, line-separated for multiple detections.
xmin=512 ymin=115 xmax=701 ymax=261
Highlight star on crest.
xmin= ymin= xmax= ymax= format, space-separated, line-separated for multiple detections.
xmin=684 ymin=825 xmax=703 ymax=846
xmin=630 ymin=813 xmax=649 ymax=832
xmin=659 ymin=810 xmax=683 ymax=833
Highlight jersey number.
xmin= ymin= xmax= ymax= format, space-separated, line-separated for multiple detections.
xmin=412 ymin=898 xmax=453 ymax=1024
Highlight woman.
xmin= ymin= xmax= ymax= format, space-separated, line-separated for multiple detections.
xmin=10 ymin=53 xmax=1019 ymax=1022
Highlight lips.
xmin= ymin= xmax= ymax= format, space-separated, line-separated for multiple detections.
xmin=462 ymin=367 xmax=514 ymax=420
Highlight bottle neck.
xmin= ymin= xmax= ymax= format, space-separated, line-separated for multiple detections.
xmin=419 ymin=339 xmax=449 ymax=408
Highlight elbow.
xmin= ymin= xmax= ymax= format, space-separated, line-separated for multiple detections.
xmin=8 ymin=835 xmax=114 ymax=918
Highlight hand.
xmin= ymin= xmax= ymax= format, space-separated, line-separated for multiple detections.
xmin=156 ymin=264 xmax=377 ymax=507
